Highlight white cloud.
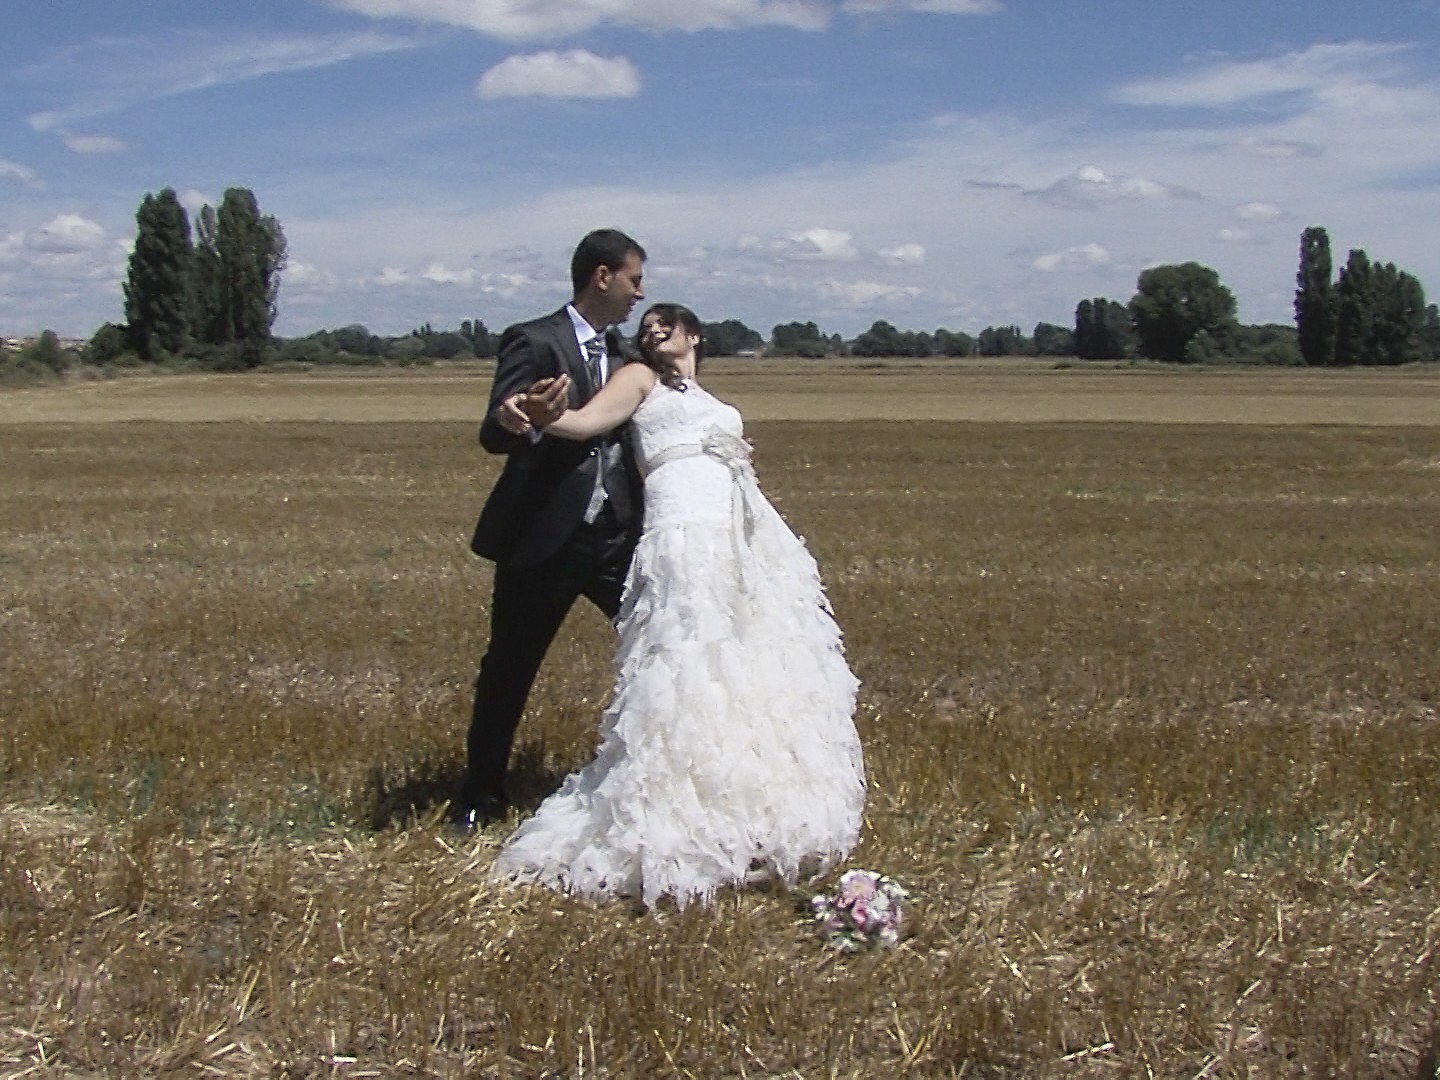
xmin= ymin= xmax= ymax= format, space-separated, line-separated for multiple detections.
xmin=177 ymin=189 xmax=215 ymax=217
xmin=422 ymin=261 xmax=479 ymax=285
xmin=1033 ymin=243 xmax=1112 ymax=272
xmin=477 ymin=50 xmax=641 ymax=100
xmin=818 ymin=278 xmax=924 ymax=306
xmin=0 ymin=158 xmax=43 ymax=188
xmin=62 ymin=134 xmax=126 ymax=155
xmin=739 ymin=227 xmax=859 ymax=261
xmin=25 ymin=29 xmax=428 ymax=132
xmin=843 ymin=0 xmax=1000 ymax=12
xmin=30 ymin=214 xmax=108 ymax=255
xmin=1229 ymin=136 xmax=1324 ymax=158
xmin=1234 ymin=201 xmax=1282 ymax=221
xmin=474 ymin=271 xmax=537 ymax=297
xmin=880 ymin=242 xmax=926 ymax=264
xmin=326 ymin=0 xmax=833 ymax=40
xmin=1111 ymin=41 xmax=1410 ymax=109
xmin=281 ymin=260 xmax=336 ymax=289
xmin=1028 ymin=165 xmax=1193 ymax=209
xmin=373 ymin=267 xmax=411 ymax=286
xmin=1216 ymin=227 xmax=1261 ymax=245
xmin=0 ymin=216 xmax=126 ymax=335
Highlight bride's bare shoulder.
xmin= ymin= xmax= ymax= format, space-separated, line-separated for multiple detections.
xmin=616 ymin=362 xmax=661 ymax=400
xmin=617 ymin=359 xmax=658 ymax=384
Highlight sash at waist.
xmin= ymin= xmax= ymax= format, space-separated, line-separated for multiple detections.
xmin=640 ymin=427 xmax=761 ymax=550
xmin=640 ymin=426 xmax=752 ymax=479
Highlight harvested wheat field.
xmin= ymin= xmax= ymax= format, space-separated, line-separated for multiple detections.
xmin=2 ymin=361 xmax=1439 ymax=1076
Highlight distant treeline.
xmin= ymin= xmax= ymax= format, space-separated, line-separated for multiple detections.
xmin=6 ymin=199 xmax=1440 ymax=384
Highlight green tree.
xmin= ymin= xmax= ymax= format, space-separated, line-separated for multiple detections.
xmin=1295 ymin=226 xmax=1337 ymax=366
xmin=933 ymin=328 xmax=974 ymax=357
xmin=215 ymin=188 xmax=286 ymax=367
xmin=189 ymin=204 xmax=225 ymax=348
xmin=1128 ymin=262 xmax=1237 ymax=363
xmin=330 ymin=324 xmax=383 ymax=357
xmin=1423 ymin=305 xmax=1440 ymax=362
xmin=1074 ymin=297 xmax=1135 ymax=360
xmin=24 ymin=330 xmax=69 ymax=373
xmin=702 ymin=319 xmax=763 ymax=357
xmin=1333 ymin=249 xmax=1375 ymax=365
xmin=852 ymin=320 xmax=901 ymax=356
xmin=770 ymin=321 xmax=828 ymax=358
xmin=976 ymin=325 xmax=1032 ymax=357
xmin=416 ymin=329 xmax=472 ymax=359
xmin=385 ymin=336 xmax=426 ymax=364
xmin=87 ymin=322 xmax=132 ymax=365
xmin=1032 ymin=321 xmax=1075 ymax=357
xmin=1229 ymin=323 xmax=1303 ymax=366
xmin=461 ymin=319 xmax=496 ymax=358
xmin=851 ymin=320 xmax=934 ymax=357
xmin=1370 ymin=261 xmax=1428 ymax=365
xmin=123 ymin=188 xmax=192 ymax=360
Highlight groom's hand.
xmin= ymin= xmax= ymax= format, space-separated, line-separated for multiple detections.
xmin=520 ymin=375 xmax=570 ymax=428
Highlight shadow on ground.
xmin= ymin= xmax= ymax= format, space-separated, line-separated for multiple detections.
xmin=366 ymin=742 xmax=569 ymax=830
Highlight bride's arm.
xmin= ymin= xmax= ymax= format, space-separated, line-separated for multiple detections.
xmin=541 ymin=363 xmax=658 ymax=440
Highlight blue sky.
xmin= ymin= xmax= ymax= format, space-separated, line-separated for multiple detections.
xmin=5 ymin=1 xmax=1440 ymax=341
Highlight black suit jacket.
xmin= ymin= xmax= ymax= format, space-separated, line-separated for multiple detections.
xmin=470 ymin=308 xmax=642 ymax=567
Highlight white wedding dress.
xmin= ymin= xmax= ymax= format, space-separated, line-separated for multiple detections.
xmin=491 ymin=380 xmax=865 ymax=908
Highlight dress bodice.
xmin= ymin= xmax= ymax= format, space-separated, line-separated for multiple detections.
xmin=631 ymin=381 xmax=741 ymax=462
xmin=630 ymin=382 xmax=747 ymax=527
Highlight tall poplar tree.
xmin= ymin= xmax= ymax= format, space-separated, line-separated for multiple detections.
xmin=215 ymin=187 xmax=287 ymax=367
xmin=1294 ymin=226 xmax=1337 ymax=366
xmin=189 ymin=203 xmax=225 ymax=348
xmin=1369 ymin=262 xmax=1428 ymax=365
xmin=123 ymin=188 xmax=192 ymax=360
xmin=1334 ymin=249 xmax=1376 ymax=365
xmin=1074 ymin=297 xmax=1133 ymax=359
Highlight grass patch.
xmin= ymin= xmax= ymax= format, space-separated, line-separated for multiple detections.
xmin=2 ymin=371 xmax=1439 ymax=1074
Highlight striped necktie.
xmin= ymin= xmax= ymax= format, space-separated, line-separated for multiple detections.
xmin=583 ymin=335 xmax=605 ymax=391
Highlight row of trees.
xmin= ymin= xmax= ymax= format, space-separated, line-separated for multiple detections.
xmin=10 ymin=210 xmax=1440 ymax=375
xmin=271 ymin=316 xmax=766 ymax=366
xmin=1296 ymin=226 xmax=1434 ymax=366
xmin=107 ymin=187 xmax=286 ymax=368
xmin=838 ymin=230 xmax=1438 ymax=367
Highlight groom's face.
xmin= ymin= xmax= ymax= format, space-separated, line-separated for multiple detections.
xmin=595 ymin=253 xmax=645 ymax=326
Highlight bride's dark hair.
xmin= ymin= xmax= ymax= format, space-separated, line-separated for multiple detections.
xmin=636 ymin=302 xmax=704 ymax=390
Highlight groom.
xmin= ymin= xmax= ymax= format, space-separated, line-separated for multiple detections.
xmin=453 ymin=228 xmax=647 ymax=834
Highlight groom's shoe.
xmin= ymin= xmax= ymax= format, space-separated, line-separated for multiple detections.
xmin=448 ymin=791 xmax=508 ymax=837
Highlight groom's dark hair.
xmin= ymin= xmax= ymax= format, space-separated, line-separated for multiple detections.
xmin=571 ymin=228 xmax=646 ymax=295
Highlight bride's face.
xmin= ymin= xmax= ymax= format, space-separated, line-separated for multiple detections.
xmin=640 ymin=315 xmax=698 ymax=362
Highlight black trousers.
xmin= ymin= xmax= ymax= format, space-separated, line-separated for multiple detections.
xmin=463 ymin=510 xmax=635 ymax=804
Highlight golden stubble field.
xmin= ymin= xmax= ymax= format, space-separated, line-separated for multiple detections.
xmin=2 ymin=361 xmax=1439 ymax=1077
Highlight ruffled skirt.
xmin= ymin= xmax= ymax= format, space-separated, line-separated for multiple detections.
xmin=491 ymin=477 xmax=864 ymax=909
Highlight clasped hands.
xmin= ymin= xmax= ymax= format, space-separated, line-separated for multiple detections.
xmin=496 ymin=374 xmax=571 ymax=436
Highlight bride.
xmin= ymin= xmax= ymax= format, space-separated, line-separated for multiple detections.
xmin=489 ymin=303 xmax=865 ymax=909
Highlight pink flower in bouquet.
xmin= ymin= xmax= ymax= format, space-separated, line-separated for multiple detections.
xmin=810 ymin=870 xmax=910 ymax=953
xmin=849 ymin=898 xmax=871 ymax=928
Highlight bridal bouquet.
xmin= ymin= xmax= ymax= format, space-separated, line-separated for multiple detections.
xmin=810 ymin=869 xmax=909 ymax=952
